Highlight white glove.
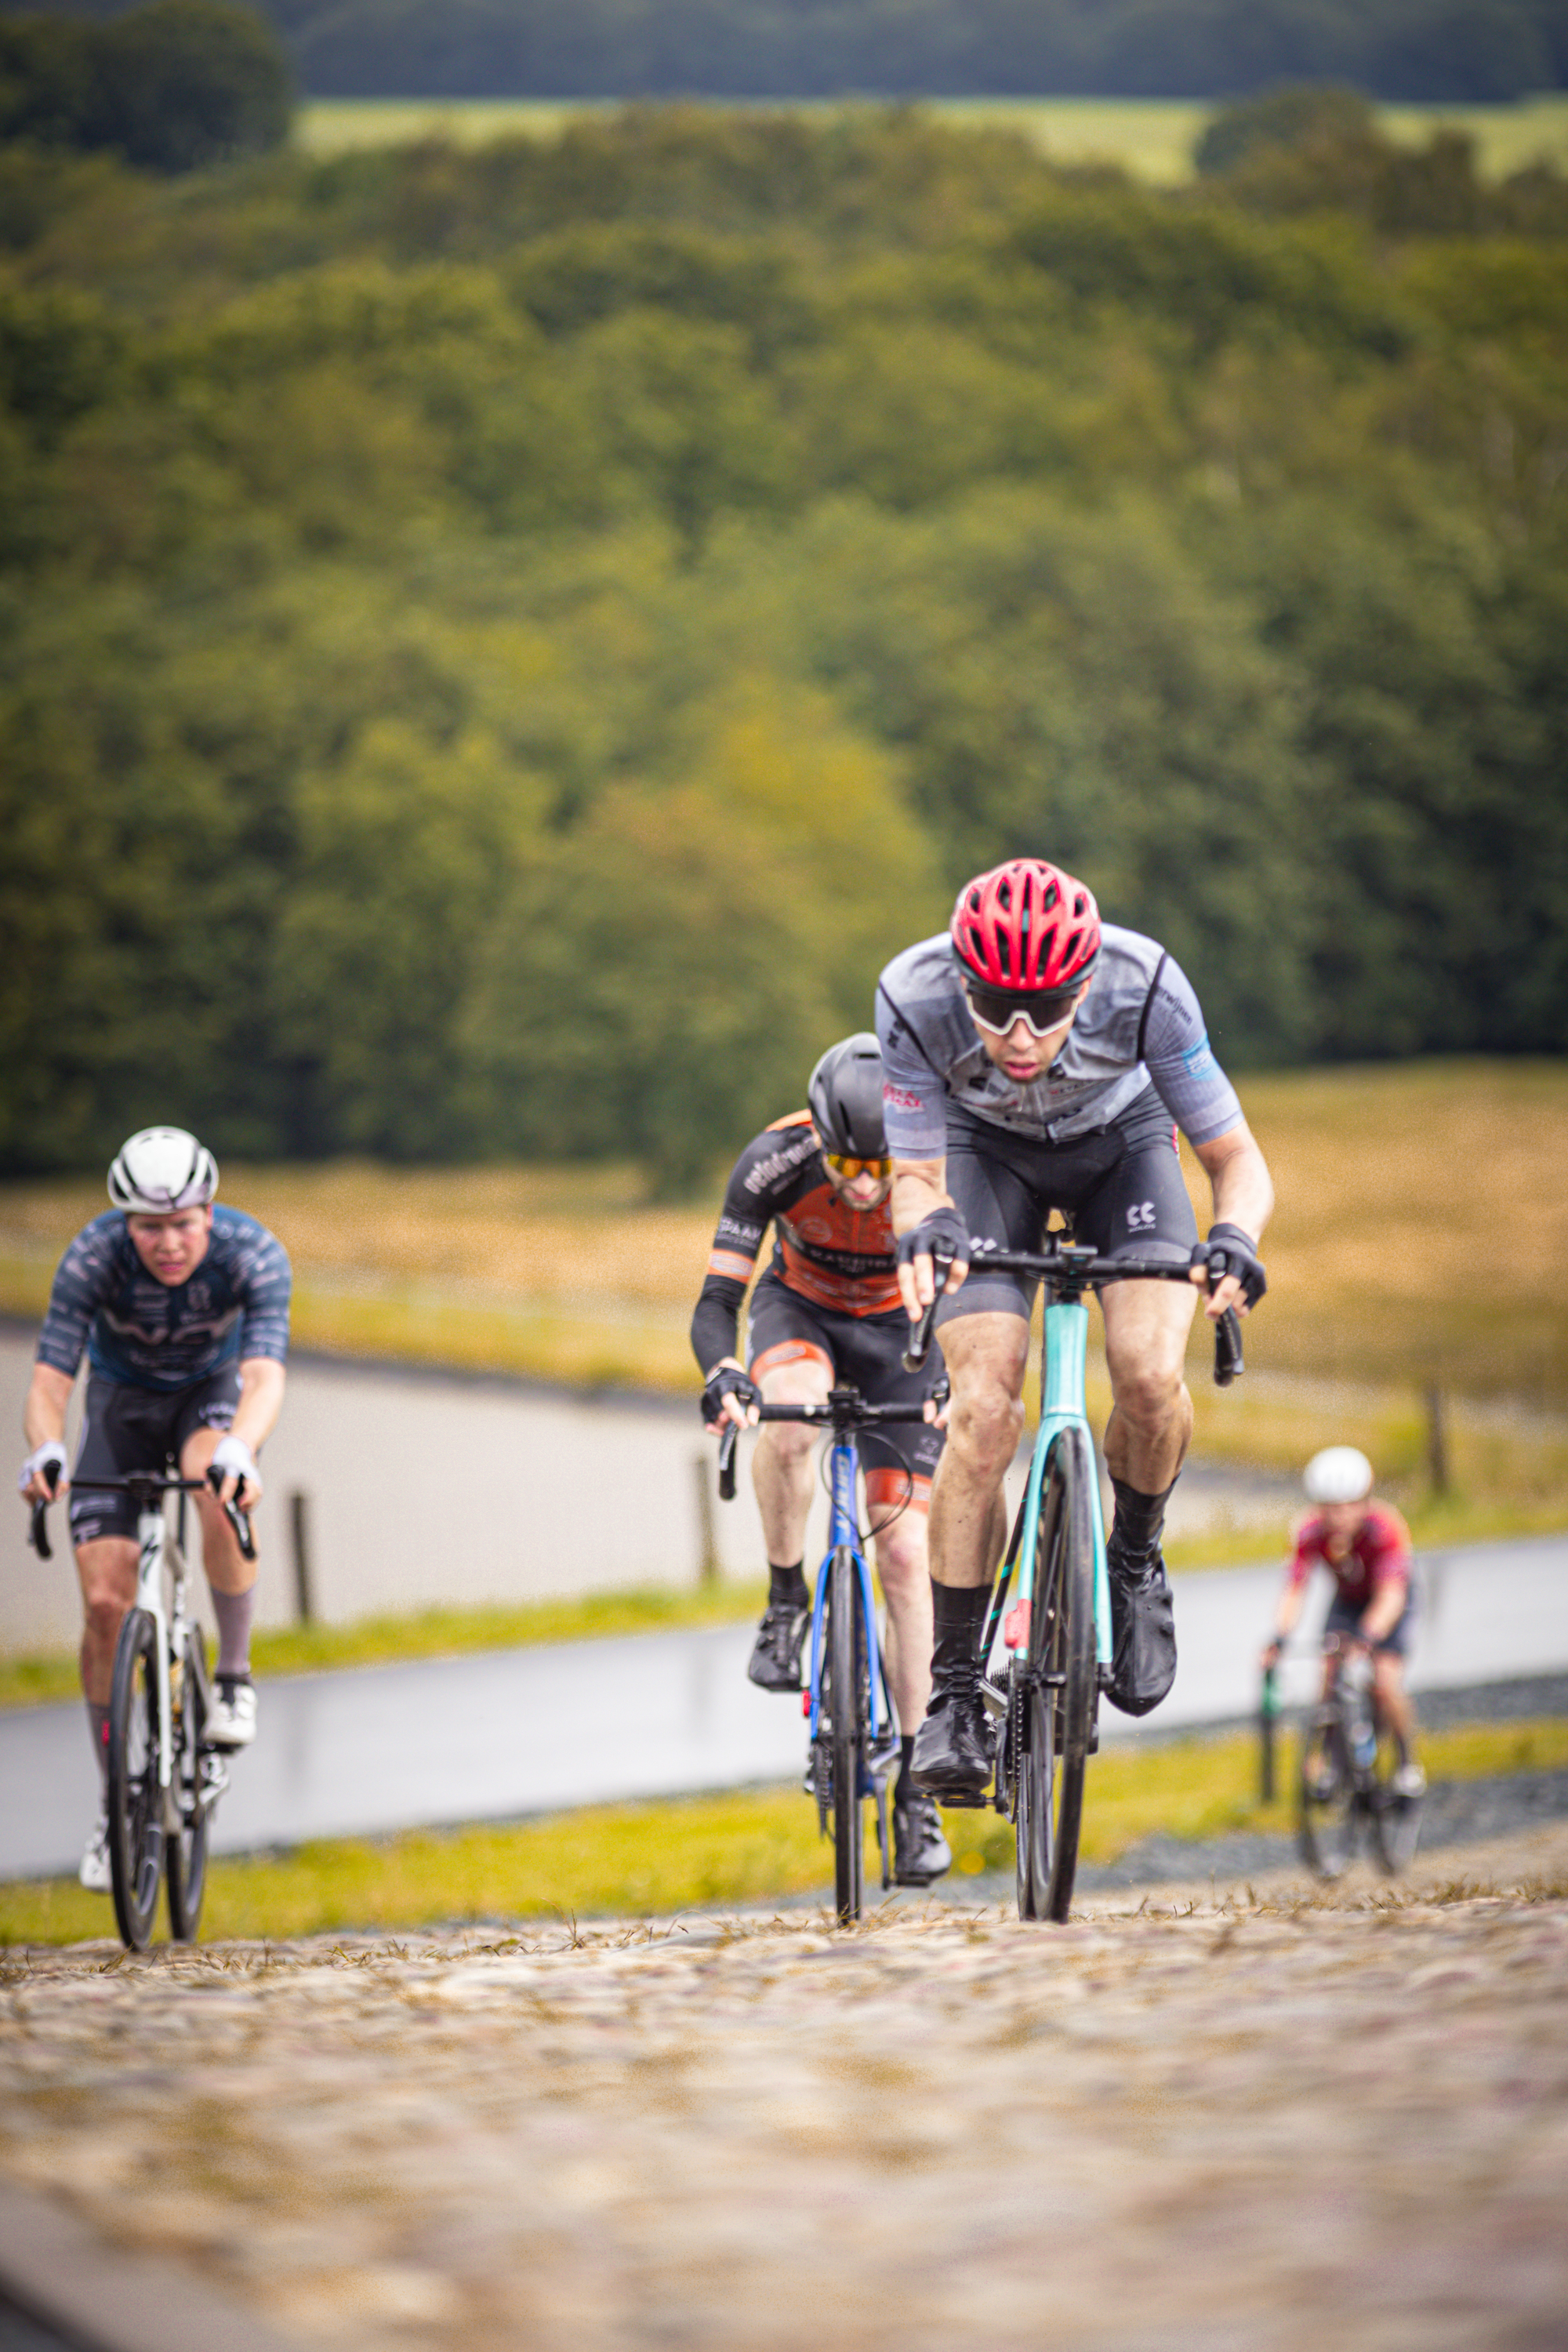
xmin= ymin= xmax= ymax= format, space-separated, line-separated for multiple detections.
xmin=210 ymin=1434 xmax=257 ymax=1494
xmin=19 ymin=1440 xmax=67 ymax=1496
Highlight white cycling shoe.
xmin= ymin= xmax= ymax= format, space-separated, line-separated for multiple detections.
xmin=79 ymin=1808 xmax=111 ymax=1893
xmin=1391 ymin=1759 xmax=1427 ymax=1799
xmin=205 ymin=1676 xmax=257 ymax=1749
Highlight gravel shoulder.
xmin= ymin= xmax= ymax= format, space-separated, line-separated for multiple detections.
xmin=2 ymin=1826 xmax=1566 ymax=2351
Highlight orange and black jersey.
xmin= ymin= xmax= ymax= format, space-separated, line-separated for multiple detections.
xmin=690 ymin=1113 xmax=900 ymax=1374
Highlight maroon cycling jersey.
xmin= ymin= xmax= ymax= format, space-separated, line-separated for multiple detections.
xmin=690 ymin=1112 xmax=899 ymax=1373
xmin=1286 ymin=1502 xmax=1412 ymax=1613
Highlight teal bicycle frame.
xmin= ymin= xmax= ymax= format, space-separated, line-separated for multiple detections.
xmin=1011 ymin=1298 xmax=1112 ymax=1673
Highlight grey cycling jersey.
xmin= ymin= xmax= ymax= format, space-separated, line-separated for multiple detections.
xmin=876 ymin=927 xmax=1243 ymax=1158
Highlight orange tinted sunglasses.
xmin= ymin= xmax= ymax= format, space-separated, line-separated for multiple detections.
xmin=824 ymin=1151 xmax=891 ymax=1181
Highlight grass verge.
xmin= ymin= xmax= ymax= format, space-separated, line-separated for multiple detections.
xmin=0 ymin=1581 xmax=769 ymax=1710
xmin=5 ymin=1718 xmax=1563 ymax=1947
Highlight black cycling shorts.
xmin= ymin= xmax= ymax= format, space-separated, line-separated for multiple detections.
xmin=745 ymin=1269 xmax=945 ymax=1506
xmin=69 ymin=1367 xmax=241 ymax=1544
xmin=935 ymin=1084 xmax=1200 ymax=1329
xmin=1325 ymin=1591 xmax=1416 ymax=1658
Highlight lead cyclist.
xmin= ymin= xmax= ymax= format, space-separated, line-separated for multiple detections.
xmin=17 ymin=1129 xmax=291 ymax=1892
xmin=877 ymin=858 xmax=1275 ymax=1802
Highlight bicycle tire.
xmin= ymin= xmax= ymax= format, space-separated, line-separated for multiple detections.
xmin=165 ymin=1623 xmax=212 ymax=1942
xmin=107 ymin=1607 xmax=165 ymax=1950
xmin=826 ymin=1546 xmax=866 ymax=1926
xmin=1015 ymin=1425 xmax=1097 ymax=1924
xmin=1297 ymin=1709 xmax=1358 ymax=1879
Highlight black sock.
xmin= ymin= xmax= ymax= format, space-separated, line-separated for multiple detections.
xmin=768 ymin=1560 xmax=808 ymax=1608
xmin=929 ymin=1580 xmax=991 ymax=1684
xmin=1108 ymin=1477 xmax=1177 ymax=1566
xmin=894 ymin=1733 xmax=916 ymax=1804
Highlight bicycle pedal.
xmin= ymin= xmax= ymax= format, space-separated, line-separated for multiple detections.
xmin=926 ymin=1788 xmax=990 ymax=1809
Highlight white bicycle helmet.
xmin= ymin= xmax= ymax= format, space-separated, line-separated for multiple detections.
xmin=1302 ymin=1446 xmax=1374 ymax=1505
xmin=107 ymin=1127 xmax=218 ymax=1215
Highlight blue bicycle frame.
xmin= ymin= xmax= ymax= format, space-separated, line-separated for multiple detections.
xmin=806 ymin=1432 xmax=887 ymax=1744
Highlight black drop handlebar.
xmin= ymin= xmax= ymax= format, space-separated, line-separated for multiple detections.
xmin=901 ymin=1240 xmax=1244 ymax=1387
xmin=28 ymin=1469 xmax=255 ymax=1563
xmin=716 ymin=1381 xmax=948 ymax=1502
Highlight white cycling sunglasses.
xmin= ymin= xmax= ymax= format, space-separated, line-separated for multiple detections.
xmin=964 ymin=983 xmax=1083 ymax=1039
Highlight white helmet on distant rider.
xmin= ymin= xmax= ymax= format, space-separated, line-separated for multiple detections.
xmin=1302 ymin=1446 xmax=1374 ymax=1506
xmin=107 ymin=1128 xmax=218 ymax=1215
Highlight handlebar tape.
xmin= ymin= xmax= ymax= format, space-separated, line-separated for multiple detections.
xmin=29 ymin=1501 xmax=51 ymax=1560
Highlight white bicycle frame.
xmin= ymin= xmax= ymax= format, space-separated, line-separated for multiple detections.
xmin=131 ymin=1492 xmax=194 ymax=1802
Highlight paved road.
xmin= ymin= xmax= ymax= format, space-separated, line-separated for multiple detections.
xmin=4 ymin=1534 xmax=1566 ymax=1879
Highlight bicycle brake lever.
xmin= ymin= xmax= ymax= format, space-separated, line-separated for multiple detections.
xmin=717 ymin=1421 xmax=739 ymax=1501
xmin=1214 ymin=1305 xmax=1243 ymax=1388
xmin=902 ymin=1246 xmax=952 ymax=1374
xmin=224 ymin=1500 xmax=256 ymax=1563
xmin=29 ymin=1501 xmax=51 ymax=1560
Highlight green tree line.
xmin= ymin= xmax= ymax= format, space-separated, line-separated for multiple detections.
xmin=2 ymin=98 xmax=1566 ymax=1186
xmin=0 ymin=1 xmax=291 ymax=170
xmin=12 ymin=0 xmax=1568 ymax=100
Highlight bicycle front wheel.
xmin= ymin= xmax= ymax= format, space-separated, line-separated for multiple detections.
xmin=107 ymin=1607 xmax=166 ymax=1950
xmin=1298 ymin=1710 xmax=1357 ymax=1879
xmin=165 ymin=1623 xmax=212 ymax=1942
xmin=1015 ymin=1425 xmax=1097 ymax=1924
xmin=825 ymin=1546 xmax=866 ymax=1926
xmin=1372 ymin=1735 xmax=1425 ymax=1875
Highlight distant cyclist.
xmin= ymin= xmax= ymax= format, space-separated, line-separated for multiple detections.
xmin=17 ymin=1129 xmax=292 ymax=1892
xmin=1263 ymin=1446 xmax=1425 ymax=1797
xmin=880 ymin=857 xmax=1274 ymax=1802
xmin=691 ymin=1035 xmax=951 ymax=1888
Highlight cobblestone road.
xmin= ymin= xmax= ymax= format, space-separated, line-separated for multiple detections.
xmin=3 ymin=1828 xmax=1566 ymax=2352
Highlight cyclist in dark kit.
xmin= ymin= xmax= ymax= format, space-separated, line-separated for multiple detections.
xmin=17 ymin=1129 xmax=291 ymax=1892
xmin=879 ymin=858 xmax=1274 ymax=1802
xmin=692 ymin=1035 xmax=951 ymax=1887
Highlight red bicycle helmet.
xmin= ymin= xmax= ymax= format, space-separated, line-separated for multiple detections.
xmin=950 ymin=859 xmax=1101 ymax=992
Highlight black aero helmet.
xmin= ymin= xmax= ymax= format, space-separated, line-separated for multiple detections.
xmin=808 ymin=1033 xmax=886 ymax=1160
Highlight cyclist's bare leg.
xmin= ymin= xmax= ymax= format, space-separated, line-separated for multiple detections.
xmin=180 ymin=1425 xmax=260 ymax=1682
xmin=1372 ymin=1649 xmax=1417 ymax=1755
xmin=927 ymin=1313 xmax=1028 ymax=1589
xmin=1100 ymin=1279 xmax=1197 ymax=1494
xmin=751 ymin=1352 xmax=833 ymax=1568
xmin=871 ymin=1508 xmax=933 ymax=1730
xmin=74 ymin=1537 xmax=139 ymax=1708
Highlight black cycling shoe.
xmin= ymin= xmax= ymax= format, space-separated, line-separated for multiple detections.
xmin=910 ymin=1687 xmax=993 ymax=1802
xmin=748 ymin=1600 xmax=809 ymax=1692
xmin=1105 ymin=1548 xmax=1177 ymax=1718
xmin=892 ymin=1791 xmax=952 ymax=1886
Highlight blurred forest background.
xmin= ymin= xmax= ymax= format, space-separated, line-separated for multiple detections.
xmin=1 ymin=6 xmax=1566 ymax=1196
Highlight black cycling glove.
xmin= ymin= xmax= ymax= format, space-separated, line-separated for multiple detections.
xmin=895 ymin=1204 xmax=971 ymax=1271
xmin=700 ymin=1365 xmax=761 ymax=1425
xmin=1192 ymin=1221 xmax=1268 ymax=1309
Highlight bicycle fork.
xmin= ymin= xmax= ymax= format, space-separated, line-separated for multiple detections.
xmin=805 ymin=1440 xmax=887 ymax=1748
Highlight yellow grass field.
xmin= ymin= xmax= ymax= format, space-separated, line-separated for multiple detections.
xmin=295 ymin=93 xmax=1568 ymax=185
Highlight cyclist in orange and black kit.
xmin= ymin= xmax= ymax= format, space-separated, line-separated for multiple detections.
xmin=692 ymin=1035 xmax=952 ymax=1887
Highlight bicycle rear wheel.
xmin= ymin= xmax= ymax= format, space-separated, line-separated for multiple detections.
xmin=825 ymin=1546 xmax=866 ymax=1925
xmin=107 ymin=1608 xmax=165 ymax=1950
xmin=165 ymin=1623 xmax=212 ymax=1942
xmin=1014 ymin=1426 xmax=1097 ymax=1924
xmin=1297 ymin=1710 xmax=1357 ymax=1879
